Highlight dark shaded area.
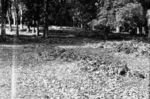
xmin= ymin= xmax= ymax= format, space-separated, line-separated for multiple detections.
xmin=0 ymin=25 xmax=149 ymax=45
xmin=0 ymin=30 xmax=149 ymax=46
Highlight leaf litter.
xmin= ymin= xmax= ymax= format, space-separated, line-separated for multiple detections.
xmin=0 ymin=39 xmax=150 ymax=99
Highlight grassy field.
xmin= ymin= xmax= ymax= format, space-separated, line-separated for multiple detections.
xmin=0 ymin=27 xmax=150 ymax=99
xmin=0 ymin=37 xmax=150 ymax=99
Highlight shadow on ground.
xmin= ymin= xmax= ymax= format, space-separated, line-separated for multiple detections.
xmin=0 ymin=28 xmax=149 ymax=46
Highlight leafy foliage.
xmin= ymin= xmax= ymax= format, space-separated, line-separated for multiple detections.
xmin=94 ymin=0 xmax=145 ymax=32
xmin=71 ymin=0 xmax=97 ymax=28
xmin=116 ymin=3 xmax=144 ymax=29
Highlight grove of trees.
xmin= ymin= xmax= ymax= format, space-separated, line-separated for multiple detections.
xmin=0 ymin=0 xmax=150 ymax=39
xmin=88 ymin=0 xmax=150 ymax=37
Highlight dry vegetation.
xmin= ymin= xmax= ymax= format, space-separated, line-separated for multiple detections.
xmin=0 ymin=38 xmax=150 ymax=99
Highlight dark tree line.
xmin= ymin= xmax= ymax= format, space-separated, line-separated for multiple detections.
xmin=0 ymin=0 xmax=150 ymax=39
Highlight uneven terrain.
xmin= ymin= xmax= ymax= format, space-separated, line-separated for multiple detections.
xmin=0 ymin=33 xmax=150 ymax=99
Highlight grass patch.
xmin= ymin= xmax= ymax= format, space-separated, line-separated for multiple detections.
xmin=0 ymin=38 xmax=149 ymax=99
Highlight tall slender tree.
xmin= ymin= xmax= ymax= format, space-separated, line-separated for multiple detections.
xmin=43 ymin=0 xmax=48 ymax=38
xmin=7 ymin=0 xmax=12 ymax=31
xmin=13 ymin=0 xmax=19 ymax=37
xmin=1 ymin=0 xmax=10 ymax=40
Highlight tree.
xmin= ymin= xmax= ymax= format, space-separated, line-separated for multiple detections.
xmin=147 ymin=9 xmax=150 ymax=38
xmin=13 ymin=0 xmax=19 ymax=37
xmin=18 ymin=1 xmax=26 ymax=29
xmin=71 ymin=0 xmax=97 ymax=28
xmin=94 ymin=0 xmax=145 ymax=35
xmin=42 ymin=0 xmax=58 ymax=38
xmin=6 ymin=0 xmax=12 ymax=31
xmin=43 ymin=0 xmax=48 ymax=38
xmin=22 ymin=0 xmax=58 ymax=37
xmin=141 ymin=0 xmax=150 ymax=38
xmin=115 ymin=3 xmax=144 ymax=34
xmin=0 ymin=0 xmax=10 ymax=40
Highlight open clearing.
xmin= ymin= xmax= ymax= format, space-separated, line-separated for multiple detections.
xmin=0 ymin=37 xmax=150 ymax=99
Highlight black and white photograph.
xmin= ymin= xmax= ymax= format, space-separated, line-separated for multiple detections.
xmin=0 ymin=0 xmax=150 ymax=99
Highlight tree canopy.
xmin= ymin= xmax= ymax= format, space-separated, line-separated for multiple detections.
xmin=0 ymin=0 xmax=150 ymax=38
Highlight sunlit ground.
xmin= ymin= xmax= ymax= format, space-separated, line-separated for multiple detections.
xmin=0 ymin=34 xmax=149 ymax=99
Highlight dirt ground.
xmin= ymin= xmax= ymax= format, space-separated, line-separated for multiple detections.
xmin=0 ymin=37 xmax=150 ymax=99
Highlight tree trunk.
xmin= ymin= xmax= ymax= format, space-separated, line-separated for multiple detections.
xmin=12 ymin=13 xmax=16 ymax=26
xmin=147 ymin=9 xmax=150 ymax=38
xmin=19 ymin=7 xmax=23 ymax=29
xmin=14 ymin=0 xmax=19 ymax=37
xmin=1 ymin=0 xmax=7 ymax=41
xmin=148 ymin=29 xmax=150 ymax=38
xmin=7 ymin=7 xmax=12 ymax=31
xmin=26 ymin=22 xmax=31 ymax=32
xmin=8 ymin=17 xmax=12 ymax=31
xmin=36 ymin=20 xmax=40 ymax=36
xmin=1 ymin=14 xmax=6 ymax=40
xmin=44 ymin=21 xmax=48 ymax=38
xmin=80 ymin=23 xmax=83 ymax=28
xmin=20 ymin=16 xmax=23 ymax=30
xmin=139 ymin=27 xmax=142 ymax=35
xmin=148 ymin=22 xmax=150 ymax=38
xmin=5 ymin=1 xmax=11 ymax=32
xmin=137 ymin=27 xmax=140 ymax=35
xmin=32 ymin=20 xmax=36 ymax=33
xmin=116 ymin=26 xmax=120 ymax=33
xmin=16 ymin=11 xmax=19 ymax=36
xmin=43 ymin=0 xmax=48 ymax=38
xmin=142 ymin=27 xmax=146 ymax=35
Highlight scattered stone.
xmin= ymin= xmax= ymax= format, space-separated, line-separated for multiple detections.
xmin=119 ymin=64 xmax=129 ymax=76
xmin=43 ymin=95 xmax=50 ymax=99
xmin=133 ymin=71 xmax=145 ymax=79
